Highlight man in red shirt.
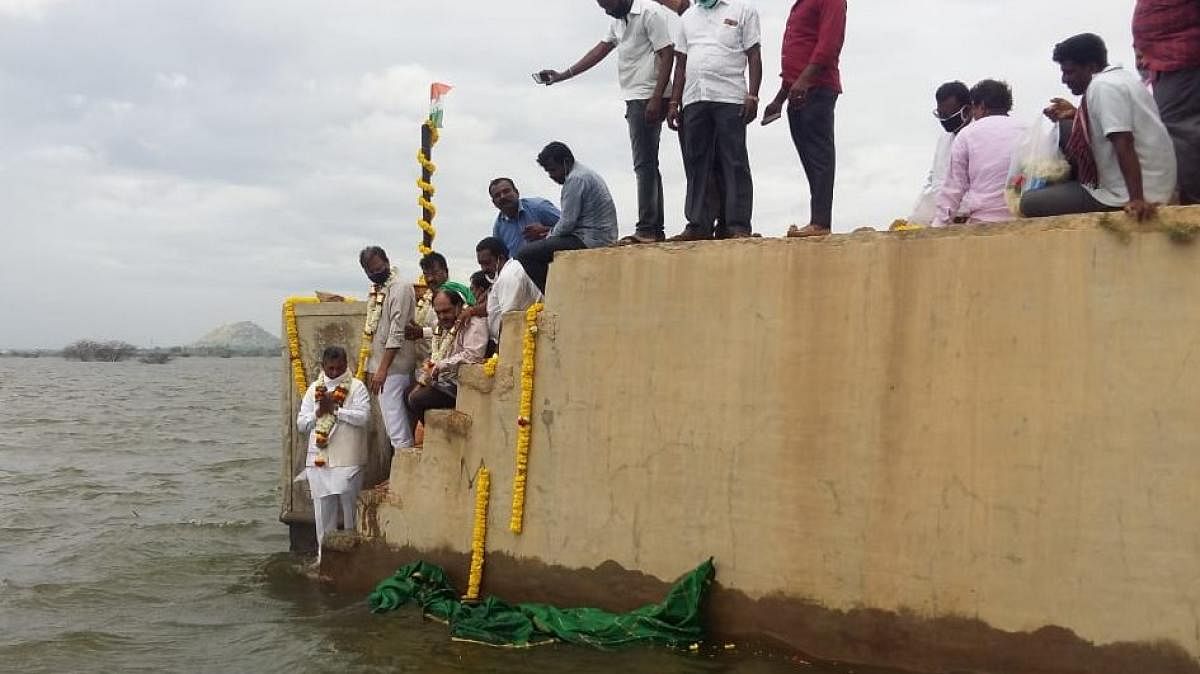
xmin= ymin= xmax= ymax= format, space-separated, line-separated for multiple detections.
xmin=764 ymin=0 xmax=847 ymax=237
xmin=1134 ymin=0 xmax=1200 ymax=204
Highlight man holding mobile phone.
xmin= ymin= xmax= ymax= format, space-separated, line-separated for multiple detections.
xmin=536 ymin=0 xmax=676 ymax=245
xmin=763 ymin=0 xmax=847 ymax=238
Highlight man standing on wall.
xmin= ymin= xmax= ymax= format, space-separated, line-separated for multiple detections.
xmin=1133 ymin=0 xmax=1200 ymax=205
xmin=909 ymin=81 xmax=972 ymax=225
xmin=666 ymin=0 xmax=762 ymax=240
xmin=764 ymin=0 xmax=847 ymax=238
xmin=359 ymin=246 xmax=420 ymax=454
xmin=488 ymin=178 xmax=561 ymax=258
xmin=295 ymin=346 xmax=370 ymax=565
xmin=518 ymin=142 xmax=618 ymax=293
xmin=537 ymin=0 xmax=675 ymax=244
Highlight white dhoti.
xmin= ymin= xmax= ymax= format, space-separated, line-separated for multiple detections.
xmin=377 ymin=372 xmax=414 ymax=449
xmin=301 ymin=465 xmax=363 ymax=562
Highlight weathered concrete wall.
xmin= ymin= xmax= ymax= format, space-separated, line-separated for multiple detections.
xmin=348 ymin=207 xmax=1200 ymax=673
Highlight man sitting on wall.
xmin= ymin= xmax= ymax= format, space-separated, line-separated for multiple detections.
xmin=359 ymin=245 xmax=420 ymax=454
xmin=1022 ymin=33 xmax=1177 ymax=221
xmin=461 ymin=237 xmax=543 ymax=349
xmin=403 ymin=285 xmax=487 ymax=442
xmin=294 ymin=345 xmax=370 ymax=564
xmin=489 ymin=177 xmax=561 ymax=258
xmin=517 ymin=142 xmax=618 ymax=293
xmin=404 ymin=251 xmax=451 ymax=365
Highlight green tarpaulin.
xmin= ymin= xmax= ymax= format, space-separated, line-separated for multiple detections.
xmin=367 ymin=558 xmax=715 ymax=650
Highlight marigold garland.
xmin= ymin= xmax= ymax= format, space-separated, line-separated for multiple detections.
xmin=283 ymin=296 xmax=320 ymax=395
xmin=481 ymin=354 xmax=499 ymax=377
xmin=416 ymin=120 xmax=440 ymax=258
xmin=465 ymin=466 xmax=491 ymax=600
xmin=509 ymin=302 xmax=544 ymax=534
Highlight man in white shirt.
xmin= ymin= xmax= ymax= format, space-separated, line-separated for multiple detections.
xmin=666 ymin=0 xmax=762 ymax=239
xmin=538 ymin=0 xmax=676 ymax=244
xmin=1023 ymin=33 xmax=1177 ymax=221
xmin=463 ymin=237 xmax=542 ymax=348
xmin=294 ymin=346 xmax=370 ymax=564
xmin=909 ymin=81 xmax=971 ymax=225
xmin=359 ymin=246 xmax=420 ymax=453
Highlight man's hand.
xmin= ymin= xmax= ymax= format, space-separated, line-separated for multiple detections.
xmin=1043 ymin=97 xmax=1076 ymax=122
xmin=788 ymin=75 xmax=813 ymax=102
xmin=317 ymin=395 xmax=336 ymax=417
xmin=645 ymin=97 xmax=665 ymax=125
xmin=455 ymin=305 xmax=475 ymax=330
xmin=666 ymin=101 xmax=682 ymax=131
xmin=1124 ymin=198 xmax=1158 ymax=222
xmin=536 ymin=69 xmax=565 ymax=85
xmin=370 ymin=369 xmax=387 ymax=395
xmin=523 ymin=223 xmax=551 ymax=241
xmin=403 ymin=322 xmax=424 ymax=340
xmin=741 ymin=95 xmax=759 ymax=125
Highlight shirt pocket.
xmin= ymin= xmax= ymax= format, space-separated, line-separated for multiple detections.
xmin=716 ymin=20 xmax=743 ymax=51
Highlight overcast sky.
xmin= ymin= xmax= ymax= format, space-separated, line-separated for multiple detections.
xmin=0 ymin=0 xmax=1135 ymax=348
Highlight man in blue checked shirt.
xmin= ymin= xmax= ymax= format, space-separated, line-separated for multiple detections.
xmin=488 ymin=177 xmax=561 ymax=257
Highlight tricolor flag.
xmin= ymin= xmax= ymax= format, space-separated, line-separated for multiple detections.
xmin=429 ymin=82 xmax=453 ymax=128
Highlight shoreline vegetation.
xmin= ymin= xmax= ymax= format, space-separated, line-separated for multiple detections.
xmin=1 ymin=343 xmax=278 ymax=361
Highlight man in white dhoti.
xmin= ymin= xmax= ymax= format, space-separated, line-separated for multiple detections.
xmin=359 ymin=245 xmax=420 ymax=453
xmin=295 ymin=346 xmax=370 ymax=563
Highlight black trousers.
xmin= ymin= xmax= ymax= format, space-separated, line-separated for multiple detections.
xmin=1155 ymin=67 xmax=1200 ymax=205
xmin=515 ymin=234 xmax=586 ymax=293
xmin=404 ymin=382 xmax=456 ymax=435
xmin=626 ymin=98 xmax=667 ymax=238
xmin=681 ymin=101 xmax=753 ymax=234
xmin=787 ymin=87 xmax=838 ymax=229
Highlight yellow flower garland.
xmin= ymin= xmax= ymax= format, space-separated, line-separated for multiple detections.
xmin=465 ymin=466 xmax=491 ymax=600
xmin=509 ymin=302 xmax=544 ymax=534
xmin=416 ymin=120 xmax=440 ymax=258
xmin=283 ymin=296 xmax=320 ymax=395
xmin=481 ymin=354 xmax=499 ymax=377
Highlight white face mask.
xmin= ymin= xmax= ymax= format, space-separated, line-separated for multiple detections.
xmin=322 ymin=369 xmax=350 ymax=387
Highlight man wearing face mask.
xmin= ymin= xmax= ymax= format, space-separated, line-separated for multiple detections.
xmin=909 ymin=81 xmax=972 ymax=225
xmin=537 ymin=0 xmax=675 ymax=244
xmin=359 ymin=245 xmax=420 ymax=454
xmin=294 ymin=346 xmax=370 ymax=565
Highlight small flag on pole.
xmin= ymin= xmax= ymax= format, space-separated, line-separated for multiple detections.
xmin=429 ymin=82 xmax=453 ymax=128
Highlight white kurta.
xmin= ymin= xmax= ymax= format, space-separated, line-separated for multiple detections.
xmin=294 ymin=375 xmax=371 ymax=497
xmin=486 ymin=260 xmax=543 ymax=343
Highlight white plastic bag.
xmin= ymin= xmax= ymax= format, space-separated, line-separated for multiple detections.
xmin=1006 ymin=116 xmax=1071 ymax=216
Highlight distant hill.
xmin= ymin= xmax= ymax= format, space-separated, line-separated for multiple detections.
xmin=192 ymin=321 xmax=280 ymax=354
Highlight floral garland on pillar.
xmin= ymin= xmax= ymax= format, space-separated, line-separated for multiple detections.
xmin=481 ymin=354 xmax=499 ymax=378
xmin=283 ymin=296 xmax=320 ymax=394
xmin=509 ymin=302 xmax=544 ymax=534
xmin=416 ymin=120 xmax=440 ymax=258
xmin=465 ymin=466 xmax=491 ymax=600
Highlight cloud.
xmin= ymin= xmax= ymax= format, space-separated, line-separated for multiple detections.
xmin=0 ymin=0 xmax=1139 ymax=348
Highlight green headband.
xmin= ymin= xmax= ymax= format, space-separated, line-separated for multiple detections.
xmin=439 ymin=281 xmax=476 ymax=306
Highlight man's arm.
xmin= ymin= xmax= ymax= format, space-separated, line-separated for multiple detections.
xmin=646 ymin=45 xmax=676 ymax=123
xmin=550 ymin=176 xmax=584 ymax=238
xmin=667 ymin=53 xmax=687 ymax=130
xmin=933 ymin=135 xmax=969 ymax=226
xmin=743 ymin=44 xmax=762 ymax=124
xmin=296 ymin=385 xmax=317 ymax=433
xmin=436 ymin=319 xmax=489 ymax=374
xmin=1109 ymin=131 xmax=1156 ymax=220
xmin=538 ymin=42 xmax=615 ymax=85
xmin=336 ymin=381 xmax=371 ymax=427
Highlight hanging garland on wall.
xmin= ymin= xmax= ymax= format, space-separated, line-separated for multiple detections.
xmin=509 ymin=302 xmax=544 ymax=534
xmin=465 ymin=466 xmax=491 ymax=600
xmin=283 ymin=296 xmax=320 ymax=394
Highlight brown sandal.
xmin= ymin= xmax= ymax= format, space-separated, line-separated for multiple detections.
xmin=616 ymin=234 xmax=665 ymax=246
xmin=786 ymin=224 xmax=832 ymax=238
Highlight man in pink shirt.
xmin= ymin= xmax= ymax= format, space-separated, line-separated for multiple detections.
xmin=934 ymin=79 xmax=1026 ymax=225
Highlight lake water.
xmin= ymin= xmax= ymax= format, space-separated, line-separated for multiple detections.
xmin=0 ymin=357 xmax=905 ymax=673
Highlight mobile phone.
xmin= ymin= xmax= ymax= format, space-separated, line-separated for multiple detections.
xmin=532 ymin=72 xmax=552 ymax=84
xmin=761 ymin=111 xmax=782 ymax=126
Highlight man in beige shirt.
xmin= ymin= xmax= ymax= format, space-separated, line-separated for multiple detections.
xmin=359 ymin=246 xmax=420 ymax=452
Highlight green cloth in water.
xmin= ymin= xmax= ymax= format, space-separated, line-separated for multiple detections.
xmin=367 ymin=558 xmax=715 ymax=649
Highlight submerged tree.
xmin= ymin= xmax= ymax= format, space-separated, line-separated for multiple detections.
xmin=62 ymin=339 xmax=138 ymax=362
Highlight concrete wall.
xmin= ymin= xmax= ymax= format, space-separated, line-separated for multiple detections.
xmin=350 ymin=208 xmax=1200 ymax=673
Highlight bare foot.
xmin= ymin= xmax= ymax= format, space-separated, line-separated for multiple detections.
xmin=786 ymin=224 xmax=832 ymax=238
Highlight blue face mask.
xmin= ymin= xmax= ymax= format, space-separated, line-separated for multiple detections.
xmin=695 ymin=0 xmax=719 ymax=7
